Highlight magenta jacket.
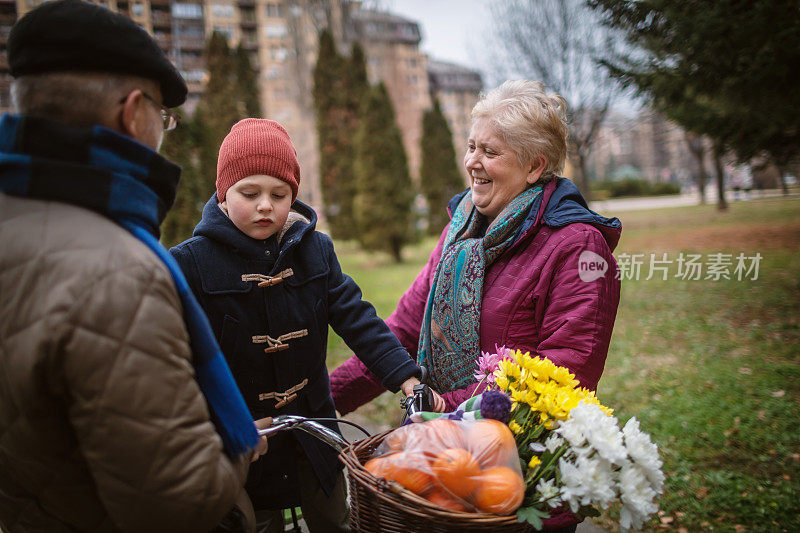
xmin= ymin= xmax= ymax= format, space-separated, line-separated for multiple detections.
xmin=330 ymin=178 xmax=621 ymax=527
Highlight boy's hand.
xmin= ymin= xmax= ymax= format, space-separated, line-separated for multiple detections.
xmin=400 ymin=378 xmax=447 ymax=413
xmin=251 ymin=417 xmax=272 ymax=462
xmin=400 ymin=377 xmax=421 ymax=398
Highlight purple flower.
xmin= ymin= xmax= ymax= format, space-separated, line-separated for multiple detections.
xmin=480 ymin=390 xmax=512 ymax=424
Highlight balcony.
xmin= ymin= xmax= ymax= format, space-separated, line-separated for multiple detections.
xmin=151 ymin=11 xmax=171 ymax=28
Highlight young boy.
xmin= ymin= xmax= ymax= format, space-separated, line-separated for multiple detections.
xmin=170 ymin=119 xmax=441 ymax=532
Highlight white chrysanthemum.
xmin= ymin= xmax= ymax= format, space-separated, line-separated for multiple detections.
xmin=535 ymin=477 xmax=563 ymax=508
xmin=580 ymin=404 xmax=627 ymax=465
xmin=556 ymin=415 xmax=586 ymax=448
xmin=558 ymin=458 xmax=589 ymax=513
xmin=619 ymin=462 xmax=659 ymax=531
xmin=544 ymin=433 xmax=564 ymax=454
xmin=622 ymin=417 xmax=665 ymax=492
xmin=559 ymin=455 xmax=617 ymax=512
xmin=578 ymin=455 xmax=617 ymax=509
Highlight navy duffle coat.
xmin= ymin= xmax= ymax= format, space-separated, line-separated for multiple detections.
xmin=170 ymin=195 xmax=419 ymax=510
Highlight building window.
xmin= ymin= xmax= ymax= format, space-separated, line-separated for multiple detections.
xmin=131 ymin=2 xmax=144 ymax=16
xmin=172 ymin=3 xmax=203 ymax=19
xmin=211 ymin=2 xmax=234 ymax=18
xmin=269 ymin=46 xmax=288 ymax=62
xmin=264 ymin=22 xmax=287 ymax=38
xmin=213 ymin=25 xmax=235 ymax=39
xmin=265 ymin=3 xmax=282 ymax=18
xmin=265 ymin=65 xmax=283 ymax=79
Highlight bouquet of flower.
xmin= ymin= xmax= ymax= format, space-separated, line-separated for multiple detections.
xmin=473 ymin=346 xmax=664 ymax=531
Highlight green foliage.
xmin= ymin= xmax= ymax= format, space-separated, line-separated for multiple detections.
xmin=160 ymin=114 xmax=203 ymax=247
xmin=353 ymin=83 xmax=414 ymax=262
xmin=312 ymin=31 xmax=366 ymax=240
xmin=233 ymin=44 xmax=262 ymax=118
xmin=590 ymin=0 xmax=800 ymax=171
xmin=592 ymin=178 xmax=680 ymax=198
xmin=159 ymin=32 xmax=262 ymax=246
xmin=420 ymin=98 xmax=465 ymax=235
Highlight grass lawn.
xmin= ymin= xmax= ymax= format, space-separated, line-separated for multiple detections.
xmin=326 ymin=195 xmax=800 ymax=532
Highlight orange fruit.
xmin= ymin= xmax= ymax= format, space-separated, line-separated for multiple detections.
xmin=425 ymin=487 xmax=469 ymax=512
xmin=423 ymin=418 xmax=467 ymax=451
xmin=364 ymin=457 xmax=385 ymax=476
xmin=383 ymin=424 xmax=416 ymax=452
xmin=430 ymin=448 xmax=481 ymax=498
xmin=466 ymin=419 xmax=518 ymax=469
xmin=472 ymin=466 xmax=525 ymax=515
xmin=381 ymin=451 xmax=435 ymax=496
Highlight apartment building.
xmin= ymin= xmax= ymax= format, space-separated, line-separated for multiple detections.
xmin=427 ymin=59 xmax=483 ymax=184
xmin=0 ymin=0 xmax=481 ymax=210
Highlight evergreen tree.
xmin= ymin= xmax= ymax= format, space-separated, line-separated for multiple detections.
xmin=591 ymin=0 xmax=800 ymax=197
xmin=420 ymin=98 xmax=465 ymax=235
xmin=161 ymin=115 xmax=203 ymax=246
xmin=313 ymin=30 xmax=358 ymax=239
xmin=234 ymin=44 xmax=262 ymax=117
xmin=353 ymin=83 xmax=414 ymax=262
xmin=194 ymin=32 xmax=242 ymax=198
xmin=161 ymin=32 xmax=261 ymax=245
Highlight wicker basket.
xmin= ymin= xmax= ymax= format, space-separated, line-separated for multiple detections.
xmin=340 ymin=430 xmax=537 ymax=533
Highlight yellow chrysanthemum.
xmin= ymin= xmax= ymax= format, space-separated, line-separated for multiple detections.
xmin=508 ymin=420 xmax=523 ymax=434
xmin=528 ymin=456 xmax=542 ymax=469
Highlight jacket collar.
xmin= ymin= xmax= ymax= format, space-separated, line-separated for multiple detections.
xmin=0 ymin=114 xmax=180 ymax=238
xmin=447 ymin=177 xmax=622 ymax=252
xmin=193 ymin=193 xmax=318 ymax=260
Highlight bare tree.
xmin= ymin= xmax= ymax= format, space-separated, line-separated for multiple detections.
xmin=489 ymin=0 xmax=627 ymax=199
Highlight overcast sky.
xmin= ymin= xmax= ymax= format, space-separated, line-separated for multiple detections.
xmin=387 ymin=0 xmax=492 ymax=71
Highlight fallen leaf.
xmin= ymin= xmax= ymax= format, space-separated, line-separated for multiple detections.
xmin=791 ymin=453 xmax=800 ymax=461
xmin=734 ymin=525 xmax=746 ymax=532
xmin=701 ymin=522 xmax=711 ymax=528
xmin=738 ymin=366 xmax=752 ymax=374
xmin=757 ymin=410 xmax=767 ymax=421
xmin=660 ymin=516 xmax=674 ymax=524
xmin=782 ymin=474 xmax=791 ymax=481
xmin=697 ymin=487 xmax=708 ymax=499
xmin=771 ymin=390 xmax=786 ymax=397
xmin=678 ymin=528 xmax=689 ymax=533
xmin=768 ymin=449 xmax=778 ymax=456
xmin=675 ymin=512 xmax=685 ymax=518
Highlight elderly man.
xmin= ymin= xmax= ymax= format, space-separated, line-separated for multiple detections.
xmin=0 ymin=1 xmax=264 ymax=532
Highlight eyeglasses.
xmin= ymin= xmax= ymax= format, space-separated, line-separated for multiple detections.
xmin=119 ymin=91 xmax=181 ymax=132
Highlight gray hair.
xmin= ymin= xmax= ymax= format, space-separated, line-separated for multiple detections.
xmin=11 ymin=72 xmax=159 ymax=129
xmin=472 ymin=80 xmax=569 ymax=183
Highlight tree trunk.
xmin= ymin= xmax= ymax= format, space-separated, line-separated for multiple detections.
xmin=390 ymin=236 xmax=403 ymax=263
xmin=686 ymin=133 xmax=708 ymax=205
xmin=713 ymin=147 xmax=728 ymax=211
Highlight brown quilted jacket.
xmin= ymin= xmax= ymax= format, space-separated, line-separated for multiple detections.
xmin=0 ymin=194 xmax=252 ymax=532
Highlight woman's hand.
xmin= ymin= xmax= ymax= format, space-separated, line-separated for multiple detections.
xmin=251 ymin=417 xmax=272 ymax=462
xmin=429 ymin=389 xmax=446 ymax=413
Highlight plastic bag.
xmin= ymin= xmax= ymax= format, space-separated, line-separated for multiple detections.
xmin=364 ymin=418 xmax=525 ymax=515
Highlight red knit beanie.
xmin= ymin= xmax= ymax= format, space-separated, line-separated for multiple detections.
xmin=216 ymin=118 xmax=301 ymax=202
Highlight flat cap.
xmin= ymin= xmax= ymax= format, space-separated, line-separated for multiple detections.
xmin=8 ymin=0 xmax=187 ymax=107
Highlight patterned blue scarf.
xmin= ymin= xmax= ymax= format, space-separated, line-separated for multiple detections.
xmin=0 ymin=114 xmax=257 ymax=455
xmin=418 ymin=186 xmax=542 ymax=392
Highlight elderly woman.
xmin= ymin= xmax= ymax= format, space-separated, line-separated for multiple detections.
xmin=331 ymin=80 xmax=621 ymax=529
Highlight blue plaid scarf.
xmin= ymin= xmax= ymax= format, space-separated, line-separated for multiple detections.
xmin=0 ymin=114 xmax=257 ymax=455
xmin=418 ymin=186 xmax=542 ymax=392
